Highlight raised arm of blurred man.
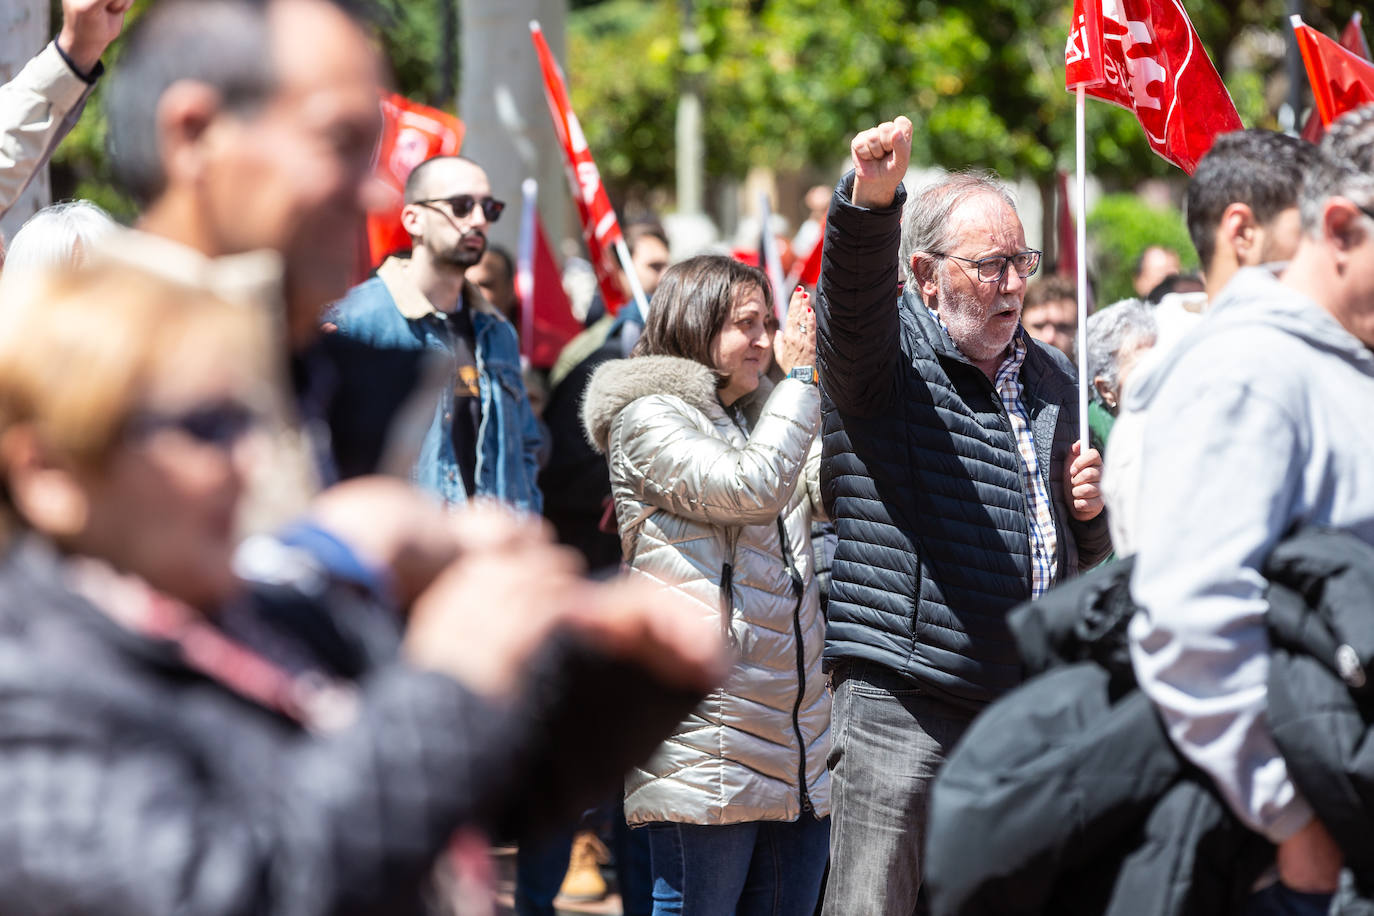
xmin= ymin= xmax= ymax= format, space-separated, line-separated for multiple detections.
xmin=0 ymin=0 xmax=130 ymax=218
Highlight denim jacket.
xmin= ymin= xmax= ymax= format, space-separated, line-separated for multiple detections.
xmin=327 ymin=257 xmax=543 ymax=512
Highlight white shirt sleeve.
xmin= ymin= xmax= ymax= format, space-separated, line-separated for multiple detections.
xmin=0 ymin=42 xmax=94 ymax=218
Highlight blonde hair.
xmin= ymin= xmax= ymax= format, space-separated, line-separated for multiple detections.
xmin=0 ymin=263 xmax=275 ymax=473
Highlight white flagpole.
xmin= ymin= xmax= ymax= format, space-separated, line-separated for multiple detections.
xmin=1075 ymin=85 xmax=1090 ymax=451
xmin=518 ymin=178 xmax=539 ymax=356
xmin=614 ymin=238 xmax=651 ymax=315
xmin=758 ymin=192 xmax=790 ymax=319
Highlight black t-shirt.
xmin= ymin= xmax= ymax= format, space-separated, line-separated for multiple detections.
xmin=440 ymin=305 xmax=482 ymax=496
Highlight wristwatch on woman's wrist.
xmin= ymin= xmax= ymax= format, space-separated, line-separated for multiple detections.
xmin=788 ymin=366 xmax=817 ymax=385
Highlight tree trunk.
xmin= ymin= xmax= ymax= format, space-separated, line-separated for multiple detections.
xmin=459 ymin=0 xmax=569 ymax=255
xmin=0 ymin=0 xmax=51 ymax=242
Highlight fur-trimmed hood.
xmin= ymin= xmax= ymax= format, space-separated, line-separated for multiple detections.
xmin=581 ymin=355 xmax=779 ymax=454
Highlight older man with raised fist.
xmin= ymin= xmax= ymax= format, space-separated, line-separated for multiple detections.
xmin=815 ymin=117 xmax=1110 ymax=914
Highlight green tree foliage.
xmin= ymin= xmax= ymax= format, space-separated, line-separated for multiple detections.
xmin=1086 ymin=192 xmax=1197 ymax=305
xmin=568 ymin=0 xmax=1367 ymax=200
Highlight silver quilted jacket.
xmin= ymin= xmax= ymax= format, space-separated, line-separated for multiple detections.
xmin=582 ymin=354 xmax=830 ymax=826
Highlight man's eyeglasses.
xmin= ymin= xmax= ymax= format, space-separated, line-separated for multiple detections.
xmin=411 ymin=194 xmax=506 ymax=223
xmin=124 ymin=401 xmax=261 ymax=450
xmin=929 ymin=249 xmax=1042 ymax=284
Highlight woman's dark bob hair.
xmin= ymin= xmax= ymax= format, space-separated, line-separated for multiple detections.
xmin=631 ymin=255 xmax=775 ymax=383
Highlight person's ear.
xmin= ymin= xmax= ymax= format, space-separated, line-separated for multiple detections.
xmin=1093 ymin=377 xmax=1118 ymax=410
xmin=914 ymin=254 xmax=940 ymax=302
xmin=155 ymin=80 xmax=225 ymax=190
xmin=0 ymin=427 xmax=89 ymax=538
xmin=1219 ymin=202 xmax=1258 ymax=264
xmin=1323 ymin=198 xmax=1368 ymax=258
xmin=400 ymin=203 xmax=424 ymax=238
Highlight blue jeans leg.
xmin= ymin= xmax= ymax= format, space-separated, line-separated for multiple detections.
xmin=1244 ymin=883 xmax=1333 ymax=916
xmin=820 ymin=660 xmax=976 ymax=916
xmin=514 ymin=826 xmax=575 ymax=916
xmin=647 ymin=818 xmax=831 ymax=916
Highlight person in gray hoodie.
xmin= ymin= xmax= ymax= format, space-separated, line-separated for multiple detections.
xmin=1127 ymin=105 xmax=1374 ymax=915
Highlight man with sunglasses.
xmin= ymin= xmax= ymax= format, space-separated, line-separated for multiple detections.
xmin=814 ymin=116 xmax=1110 ymax=915
xmin=329 ymin=155 xmax=541 ymax=513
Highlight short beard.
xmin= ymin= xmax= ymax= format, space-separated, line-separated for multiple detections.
xmin=935 ymin=265 xmax=1019 ymax=362
xmin=432 ymin=233 xmax=486 ymax=269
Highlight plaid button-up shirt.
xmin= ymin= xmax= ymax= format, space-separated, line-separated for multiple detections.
xmin=928 ymin=309 xmax=1059 ymax=598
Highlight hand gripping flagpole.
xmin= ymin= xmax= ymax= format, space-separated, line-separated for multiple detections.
xmin=1075 ymin=84 xmax=1090 ymax=451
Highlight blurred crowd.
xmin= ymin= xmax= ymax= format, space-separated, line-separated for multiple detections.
xmin=2 ymin=2 xmax=1373 ymax=916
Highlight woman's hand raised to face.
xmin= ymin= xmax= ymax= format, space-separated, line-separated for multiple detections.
xmin=773 ymin=286 xmax=816 ymax=375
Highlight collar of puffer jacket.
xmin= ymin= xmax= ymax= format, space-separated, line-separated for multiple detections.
xmin=582 ymin=355 xmax=719 ymax=454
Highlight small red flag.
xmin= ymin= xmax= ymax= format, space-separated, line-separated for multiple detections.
xmin=1293 ymin=16 xmax=1374 ymax=133
xmin=516 ymin=212 xmax=582 ymax=370
xmin=1065 ymin=0 xmax=1242 ymax=174
xmin=1300 ymin=14 xmax=1370 ymax=142
xmin=529 ymin=21 xmax=629 ymax=316
xmin=366 ymin=92 xmax=465 ymax=268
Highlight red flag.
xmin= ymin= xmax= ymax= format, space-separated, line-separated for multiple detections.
xmin=1293 ymin=16 xmax=1374 ymax=133
xmin=1065 ymin=0 xmax=1242 ymax=174
xmin=793 ymin=222 xmax=825 ymax=288
xmin=366 ymin=92 xmax=465 ymax=268
xmin=1300 ymin=14 xmax=1370 ymax=142
xmin=1055 ymin=171 xmax=1076 ymax=279
xmin=529 ymin=22 xmax=629 ymax=316
xmin=516 ymin=214 xmax=582 ymax=370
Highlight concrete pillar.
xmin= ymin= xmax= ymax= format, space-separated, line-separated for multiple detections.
xmin=459 ymin=0 xmax=569 ymax=253
xmin=0 ymin=0 xmax=51 ymax=242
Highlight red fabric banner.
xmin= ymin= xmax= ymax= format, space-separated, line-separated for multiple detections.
xmin=1293 ymin=16 xmax=1374 ymax=133
xmin=1300 ymin=14 xmax=1370 ymax=142
xmin=516 ymin=214 xmax=582 ymax=370
xmin=1065 ymin=0 xmax=1242 ymax=174
xmin=366 ymin=92 xmax=465 ymax=268
xmin=529 ymin=22 xmax=628 ymax=316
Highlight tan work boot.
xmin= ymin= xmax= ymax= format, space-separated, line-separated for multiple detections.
xmin=557 ymin=830 xmax=609 ymax=902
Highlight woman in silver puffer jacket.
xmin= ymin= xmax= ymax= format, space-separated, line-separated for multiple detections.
xmin=582 ymin=255 xmax=830 ymax=915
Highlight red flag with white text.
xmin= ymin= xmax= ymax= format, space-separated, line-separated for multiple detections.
xmin=1065 ymin=0 xmax=1242 ymax=174
xmin=366 ymin=92 xmax=465 ymax=268
xmin=1293 ymin=16 xmax=1374 ymax=133
xmin=529 ymin=22 xmax=628 ymax=316
xmin=1300 ymin=14 xmax=1370 ymax=142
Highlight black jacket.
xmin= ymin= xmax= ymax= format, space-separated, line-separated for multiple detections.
xmin=0 ymin=539 xmax=703 ymax=915
xmin=926 ymin=530 xmax=1374 ymax=916
xmin=815 ymin=173 xmax=1111 ymax=708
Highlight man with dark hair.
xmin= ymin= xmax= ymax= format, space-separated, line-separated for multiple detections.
xmin=817 ymin=117 xmax=1110 ymax=914
xmin=470 ymin=244 xmax=519 ymax=327
xmin=1184 ymin=129 xmax=1319 ymax=303
xmin=1128 ymin=104 xmax=1374 ymax=915
xmin=327 ymin=155 xmax=542 ymax=512
xmin=1104 ymin=130 xmax=1317 ymax=554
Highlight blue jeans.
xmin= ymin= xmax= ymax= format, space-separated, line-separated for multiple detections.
xmin=820 ymin=660 xmax=976 ymax=916
xmin=645 ymin=817 xmax=830 ymax=916
xmin=513 ymin=826 xmax=574 ymax=916
xmin=1245 ymin=883 xmax=1332 ymax=916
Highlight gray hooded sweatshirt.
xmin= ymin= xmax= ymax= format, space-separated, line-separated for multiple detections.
xmin=1125 ymin=266 xmax=1374 ymax=843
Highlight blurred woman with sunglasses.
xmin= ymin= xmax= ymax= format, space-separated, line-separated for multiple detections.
xmin=0 ymin=263 xmax=724 ymax=916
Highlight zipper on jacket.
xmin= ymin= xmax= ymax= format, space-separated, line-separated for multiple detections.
xmin=775 ymin=517 xmax=814 ymax=817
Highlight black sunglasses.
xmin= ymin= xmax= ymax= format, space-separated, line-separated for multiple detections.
xmin=412 ymin=194 xmax=505 ymax=223
xmin=124 ymin=401 xmax=260 ymax=449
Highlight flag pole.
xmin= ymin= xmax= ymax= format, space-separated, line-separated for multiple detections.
xmin=615 ymin=238 xmax=651 ymax=314
xmin=518 ymin=178 xmax=539 ymax=364
xmin=1075 ymin=84 xmax=1090 ymax=451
